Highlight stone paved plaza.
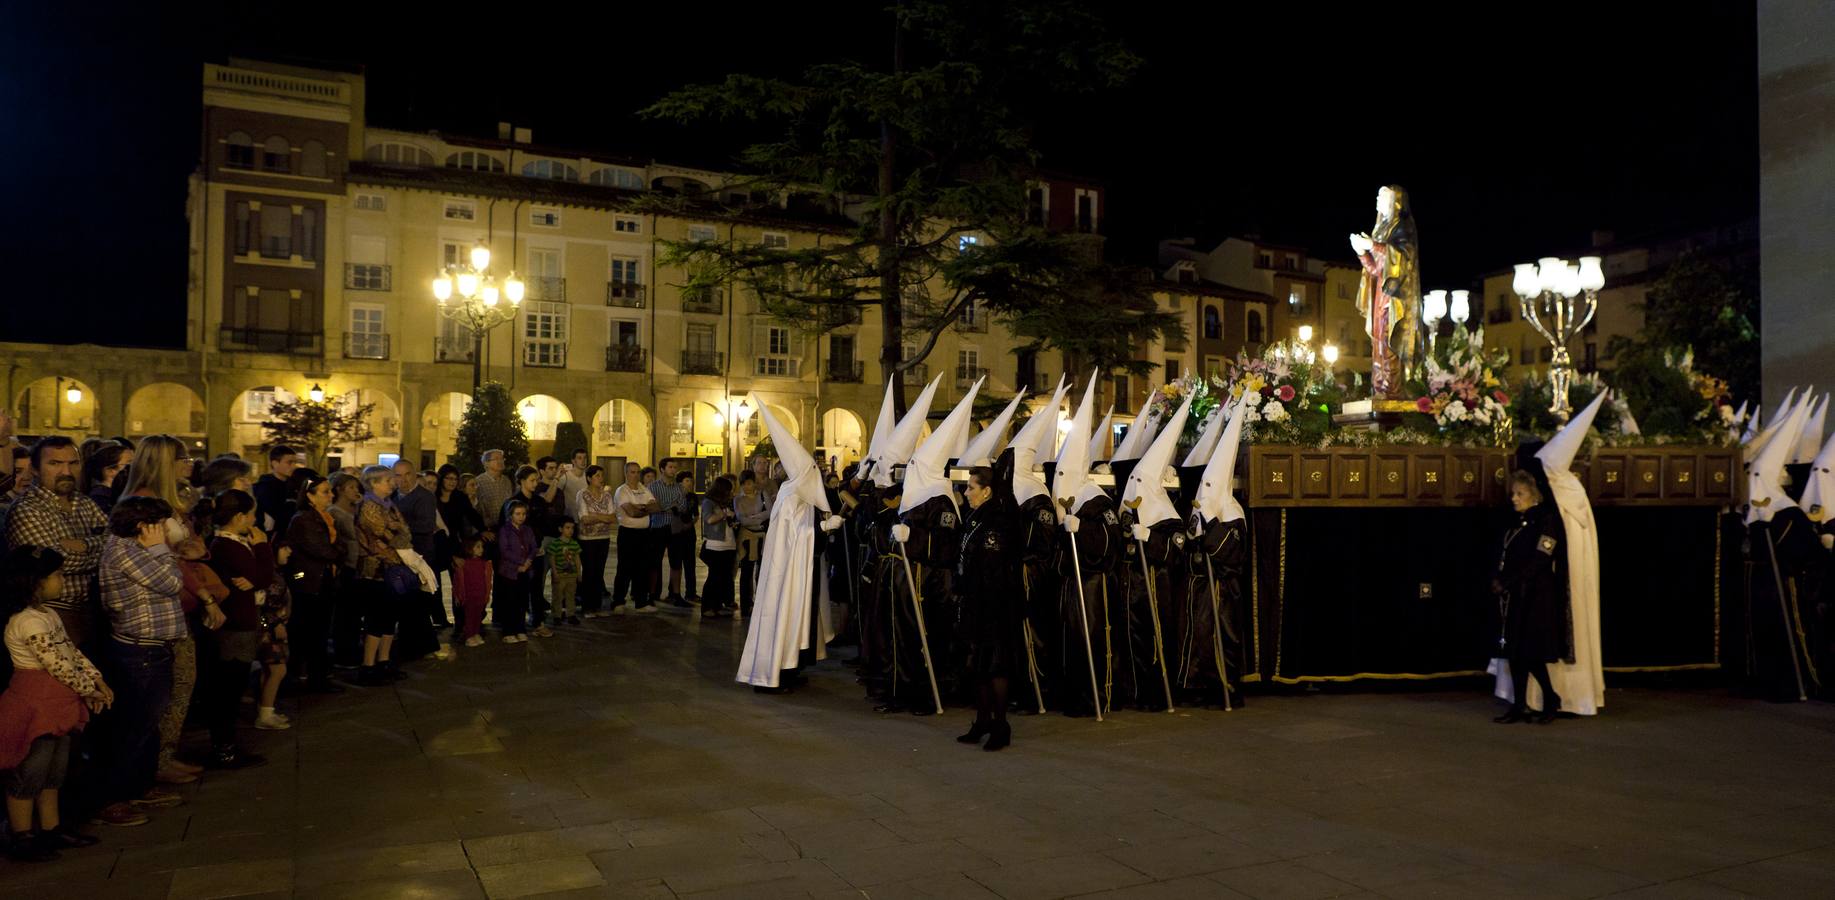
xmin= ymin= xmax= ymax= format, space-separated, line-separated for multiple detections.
xmin=5 ymin=605 xmax=1835 ymax=899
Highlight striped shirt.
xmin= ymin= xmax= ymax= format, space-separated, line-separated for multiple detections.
xmin=100 ymin=535 xmax=187 ymax=642
xmin=4 ymin=485 xmax=106 ymax=611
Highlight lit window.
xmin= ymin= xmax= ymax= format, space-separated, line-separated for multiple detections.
xmin=761 ymin=232 xmax=788 ymax=249
xmin=443 ymin=198 xmax=476 ymax=221
xmin=444 ymin=151 xmax=505 ymax=172
xmin=522 ymin=301 xmax=569 ymax=367
xmin=590 ymin=168 xmax=644 ymax=189
xmin=520 ymin=159 xmax=580 ymax=182
xmin=958 ymin=235 xmax=979 ymax=253
xmin=614 ymin=216 xmax=641 ymax=234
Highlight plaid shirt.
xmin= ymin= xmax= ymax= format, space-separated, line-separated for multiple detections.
xmin=100 ymin=535 xmax=187 ymax=642
xmin=4 ymin=485 xmax=106 ymax=611
xmin=649 ymin=479 xmax=682 ymax=530
xmin=474 ymin=471 xmax=514 ymax=528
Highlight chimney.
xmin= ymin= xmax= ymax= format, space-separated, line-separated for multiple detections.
xmin=497 ymin=121 xmax=512 ymax=140
xmin=514 ymin=127 xmax=533 ymax=144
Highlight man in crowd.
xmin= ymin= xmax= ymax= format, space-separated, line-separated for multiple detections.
xmin=252 ymin=445 xmax=300 ymax=537
xmin=613 ymin=462 xmax=660 ymax=612
xmin=474 ymin=449 xmax=513 ymax=533
xmin=559 ymin=447 xmax=590 ymax=521
xmin=5 ymin=436 xmax=108 ymax=645
xmin=668 ymin=468 xmax=699 ymax=607
xmin=0 ymin=444 xmax=32 ymax=533
xmin=647 ymin=461 xmax=686 ymax=607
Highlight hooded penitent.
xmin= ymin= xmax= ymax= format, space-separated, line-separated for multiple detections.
xmin=1194 ymin=398 xmax=1247 ymax=527
xmin=901 ymin=377 xmax=983 ymax=516
xmin=1801 ymin=427 xmax=1835 ymax=524
xmin=1056 ymin=377 xmax=1105 ymax=514
xmin=960 ymin=390 xmax=1029 ymax=468
xmin=1492 ymin=390 xmax=1610 ymax=715
xmin=868 ymin=373 xmax=943 ymax=488
xmin=1746 ymin=387 xmax=1800 ymax=464
xmin=1009 ymin=378 xmax=1069 ymax=507
xmin=1086 ymin=406 xmax=1116 ymax=465
xmin=861 ymin=380 xmax=897 ymax=480
xmin=1749 ymin=391 xmax=1814 ymax=525
xmin=737 ymin=404 xmax=835 ymax=688
xmin=1122 ymin=390 xmax=1194 ymax=529
xmin=1111 ymin=394 xmax=1160 ymax=464
xmin=1792 ymin=394 xmax=1828 ymax=466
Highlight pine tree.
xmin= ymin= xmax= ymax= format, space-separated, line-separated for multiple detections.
xmin=454 ymin=382 xmax=529 ymax=473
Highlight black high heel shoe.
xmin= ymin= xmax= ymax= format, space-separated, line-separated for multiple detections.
xmin=957 ymin=719 xmax=989 ymax=744
xmin=982 ymin=721 xmax=1011 ymax=751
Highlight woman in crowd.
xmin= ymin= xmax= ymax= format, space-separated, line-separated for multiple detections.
xmin=200 ymin=490 xmax=277 ymax=768
xmin=1491 ymin=469 xmax=1568 ymax=725
xmin=734 ymin=470 xmax=769 ymax=618
xmin=284 ymin=474 xmax=343 ymax=694
xmin=575 ymin=465 xmax=616 ymax=618
xmin=0 ymin=546 xmax=110 ymax=862
xmin=354 ymin=466 xmax=411 ymax=684
xmin=120 ymin=434 xmax=218 ymax=787
xmin=698 ymin=476 xmax=737 ymax=619
xmin=80 ymin=444 xmax=130 ymax=514
xmin=435 ymin=464 xmax=483 ymax=638
xmin=199 ymin=457 xmax=255 ymax=499
xmin=327 ymin=473 xmax=364 ymax=668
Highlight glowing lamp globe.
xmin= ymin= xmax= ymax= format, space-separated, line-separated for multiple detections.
xmin=455 ymin=271 xmax=480 ymax=299
xmin=308 ymin=383 xmax=325 ymax=403
xmin=1576 ymin=256 xmax=1605 ymax=292
xmin=504 ymin=273 xmax=526 ymax=305
xmin=432 ymin=272 xmax=453 ymax=302
xmin=470 ymin=243 xmax=491 ymax=272
xmin=1297 ymin=324 xmax=1314 ymax=343
xmin=1322 ymin=343 xmax=1340 ymax=364
xmin=64 ymin=385 xmax=82 ymax=404
xmin=1512 ymin=263 xmax=1539 ymax=298
xmin=1449 ymin=290 xmax=1470 ymax=323
xmin=1536 ymin=257 xmax=1566 ymax=295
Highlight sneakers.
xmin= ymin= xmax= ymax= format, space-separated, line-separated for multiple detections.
xmin=90 ymin=803 xmax=149 ymax=827
xmin=501 ymin=633 xmax=528 ymax=644
xmin=465 ymin=635 xmax=486 ymax=648
xmin=255 ymin=710 xmax=291 ymax=731
xmin=533 ymin=625 xmax=554 ymax=638
xmin=433 ymin=644 xmax=456 ymax=661
xmin=131 ymin=789 xmax=184 ymax=810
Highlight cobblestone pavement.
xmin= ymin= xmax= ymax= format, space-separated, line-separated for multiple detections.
xmin=5 ymin=601 xmax=1835 ymax=899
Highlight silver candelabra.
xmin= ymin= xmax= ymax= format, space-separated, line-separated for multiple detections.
xmin=1511 ymin=256 xmax=1603 ymax=423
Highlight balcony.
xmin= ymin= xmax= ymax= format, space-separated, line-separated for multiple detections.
xmin=683 ymin=286 xmax=724 ymax=315
xmin=530 ymin=276 xmax=566 ymax=302
xmin=754 ymin=357 xmax=802 ymax=378
xmin=605 ymin=282 xmax=646 ymax=309
xmin=343 ymin=332 xmax=390 ymax=360
xmin=954 ymin=312 xmax=989 ymax=334
xmin=827 ymin=359 xmax=865 ymax=383
xmin=259 ymin=236 xmax=291 ymax=260
xmin=344 ymin=263 xmax=392 ymax=291
xmin=1488 ymin=308 xmax=1513 ymax=325
xmin=523 ymin=344 xmax=568 ymax=368
xmin=219 ymin=326 xmax=322 ymax=354
xmin=681 ymin=350 xmax=725 ymax=376
xmin=434 ymin=336 xmax=474 ymax=363
xmin=956 ymin=365 xmax=989 ymax=389
xmin=605 ymin=344 xmax=647 ymax=373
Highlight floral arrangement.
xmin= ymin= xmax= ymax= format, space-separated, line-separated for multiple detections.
xmin=1145 ymin=372 xmax=1224 ymax=447
xmin=1216 ymin=342 xmax=1346 ymax=445
xmin=1398 ymin=325 xmax=1514 ymax=447
xmin=1600 ymin=347 xmax=1740 ymax=446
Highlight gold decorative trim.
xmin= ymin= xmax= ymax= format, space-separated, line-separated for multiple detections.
xmin=1269 ymin=670 xmax=1484 ymax=684
xmin=1249 ymin=514 xmax=1260 ymax=678
xmin=1274 ymin=509 xmax=1287 ymax=680
xmin=1603 ymin=664 xmax=1722 ymax=673
xmin=1712 ymin=521 xmax=1721 ymax=664
xmin=1369 ymin=399 xmax=1421 ymax=413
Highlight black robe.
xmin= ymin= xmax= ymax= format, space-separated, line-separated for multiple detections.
xmin=1012 ymin=493 xmax=1060 ymax=711
xmin=1053 ymin=493 xmax=1124 ymax=716
xmin=891 ymin=494 xmax=961 ymax=711
xmin=1746 ymin=507 xmax=1823 ymax=702
xmin=957 ymin=498 xmax=1025 ymax=681
xmin=1180 ymin=513 xmax=1248 ymax=709
xmin=859 ymin=496 xmax=900 ymax=701
xmin=1492 ymin=504 xmax=1571 ymax=665
xmin=1119 ymin=516 xmax=1187 ymax=712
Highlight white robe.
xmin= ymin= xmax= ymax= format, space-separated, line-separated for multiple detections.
xmin=1489 ymin=470 xmax=1606 ymax=715
xmin=736 ymin=467 xmax=835 ymax=687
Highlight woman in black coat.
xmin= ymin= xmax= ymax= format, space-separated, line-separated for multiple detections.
xmin=285 ymin=474 xmax=345 ymax=692
xmin=1492 ymin=468 xmax=1570 ymax=724
xmin=954 ymin=465 xmax=1025 ymax=751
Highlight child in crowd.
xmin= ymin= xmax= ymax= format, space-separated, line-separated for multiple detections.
xmin=0 ymin=547 xmax=110 ymax=862
xmin=453 ymin=536 xmax=491 ymax=647
xmin=495 ymin=501 xmax=537 ymax=644
xmin=542 ymin=518 xmax=583 ymax=626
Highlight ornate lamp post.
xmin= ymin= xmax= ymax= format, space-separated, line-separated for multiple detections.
xmin=432 ymin=242 xmax=524 ymax=391
xmin=1511 ymin=255 xmax=1604 ymax=423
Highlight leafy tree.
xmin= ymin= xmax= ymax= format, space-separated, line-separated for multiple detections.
xmin=454 ymin=382 xmax=529 ymax=474
xmin=642 ymin=0 xmax=1176 ymax=416
xmin=262 ymin=395 xmax=375 ymax=473
xmin=1604 ymin=252 xmax=1759 ymax=402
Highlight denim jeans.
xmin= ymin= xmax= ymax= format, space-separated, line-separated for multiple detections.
xmin=106 ymin=641 xmax=174 ymax=803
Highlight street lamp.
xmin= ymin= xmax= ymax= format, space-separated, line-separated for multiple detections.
xmin=307 ymin=383 xmax=326 ymax=403
xmin=434 ymin=240 xmax=524 ymax=391
xmin=1512 ymin=255 xmax=1603 ymax=422
xmin=1322 ymin=343 xmax=1340 ymax=365
xmin=64 ymin=383 xmax=82 ymax=405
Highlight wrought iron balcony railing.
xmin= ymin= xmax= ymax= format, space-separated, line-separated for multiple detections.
xmin=681 ymin=350 xmax=725 ymax=375
xmin=342 ymin=332 xmax=389 ymax=360
xmin=605 ymin=282 xmax=646 ymax=309
xmin=754 ymin=357 xmax=802 ymax=378
xmin=954 ymin=314 xmax=989 ymax=333
xmin=344 ymin=263 xmax=391 ymax=291
xmin=530 ymin=276 xmax=566 ymax=302
xmin=434 ymin=337 xmax=474 ymax=363
xmin=219 ymin=326 xmax=321 ymax=354
xmin=605 ymin=344 xmax=647 ymax=373
xmin=682 ymin=286 xmax=724 ymax=315
xmin=523 ymin=344 xmax=567 ymax=368
xmin=826 ymin=360 xmax=865 ymax=383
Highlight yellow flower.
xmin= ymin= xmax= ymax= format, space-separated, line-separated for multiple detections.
xmin=1244 ymin=375 xmax=1265 ymax=394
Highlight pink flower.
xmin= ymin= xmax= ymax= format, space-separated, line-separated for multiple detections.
xmin=1415 ymin=397 xmax=1434 ymax=413
xmin=1276 ymin=384 xmax=1296 ymax=402
xmin=1493 ymin=390 xmax=1510 ymax=405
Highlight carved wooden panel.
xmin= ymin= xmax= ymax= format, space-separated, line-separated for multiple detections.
xmin=1334 ymin=453 xmax=1369 ymax=500
xmin=1665 ymin=454 xmax=1699 ymax=500
xmin=1411 ymin=452 xmax=1446 ymax=501
xmin=1374 ymin=454 xmax=1409 ymax=499
xmin=1594 ymin=455 xmax=1627 ymax=500
xmin=1298 ymin=454 xmax=1332 ymax=499
xmin=1450 ymin=453 xmax=1484 ymax=502
xmin=1702 ymin=453 xmax=1735 ymax=499
xmin=1257 ymin=452 xmax=1294 ymax=501
xmin=1245 ymin=445 xmax=1731 ymax=508
xmin=1630 ymin=454 xmax=1663 ymax=499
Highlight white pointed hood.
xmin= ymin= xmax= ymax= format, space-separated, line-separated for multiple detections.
xmin=1111 ymin=393 xmax=1160 ymax=462
xmin=1741 ymin=404 xmax=1761 ymax=446
xmin=1008 ymin=378 xmax=1067 ymax=506
xmin=860 ymin=380 xmax=897 ymax=476
xmin=1793 ymin=394 xmax=1828 ymax=465
xmin=1196 ymin=398 xmax=1247 ymax=524
xmin=1800 ymin=427 xmax=1835 ymax=523
xmin=1181 ymin=400 xmax=1227 ymax=468
xmin=1087 ymin=406 xmax=1115 ymax=463
xmin=900 ymin=377 xmax=982 ymax=515
xmin=1748 ymin=391 xmax=1812 ymax=525
xmin=1747 ymin=387 xmax=1801 ymax=464
xmin=1536 ymin=390 xmax=1609 ymax=477
xmin=759 ymin=403 xmax=828 ymax=515
xmin=869 ymin=373 xmax=942 ymax=487
xmin=959 ymin=390 xmax=1028 ymax=467
xmin=1123 ymin=389 xmax=1193 ymax=529
xmin=1055 ymin=376 xmax=1102 ymax=512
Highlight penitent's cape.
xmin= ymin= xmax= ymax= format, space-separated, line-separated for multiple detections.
xmin=737 ymin=404 xmax=835 ymax=688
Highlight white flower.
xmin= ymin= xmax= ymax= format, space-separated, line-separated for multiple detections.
xmin=1263 ymin=400 xmax=1288 ymax=422
xmin=1242 ymin=404 xmax=1261 ymax=423
xmin=1242 ymin=390 xmax=1264 ymax=408
xmin=1440 ymin=400 xmax=1469 ymax=424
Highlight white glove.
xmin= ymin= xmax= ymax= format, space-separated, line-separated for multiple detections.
xmin=821 ymin=515 xmax=843 ymax=532
xmin=1823 ymin=533 xmax=1834 ymax=550
xmin=891 ymin=524 xmax=911 ymax=543
xmin=1131 ymin=523 xmax=1151 ymax=543
xmin=1061 ymin=513 xmax=1080 ymax=534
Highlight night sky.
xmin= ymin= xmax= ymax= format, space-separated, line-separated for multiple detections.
xmin=2 ymin=2 xmax=1755 ymax=349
